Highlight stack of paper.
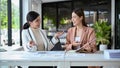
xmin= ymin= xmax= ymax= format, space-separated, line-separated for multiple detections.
xmin=104 ymin=50 xmax=120 ymax=59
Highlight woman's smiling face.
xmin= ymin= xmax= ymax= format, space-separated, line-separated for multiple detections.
xmin=71 ymin=12 xmax=83 ymax=26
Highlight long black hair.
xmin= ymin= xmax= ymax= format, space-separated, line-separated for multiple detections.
xmin=73 ymin=8 xmax=87 ymax=27
xmin=23 ymin=11 xmax=40 ymax=29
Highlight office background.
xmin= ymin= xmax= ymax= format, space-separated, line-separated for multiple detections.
xmin=0 ymin=0 xmax=120 ymax=50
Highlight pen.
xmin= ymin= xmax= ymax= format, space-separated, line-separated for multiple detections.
xmin=64 ymin=50 xmax=68 ymax=55
xmin=76 ymin=38 xmax=96 ymax=52
xmin=65 ymin=50 xmax=67 ymax=54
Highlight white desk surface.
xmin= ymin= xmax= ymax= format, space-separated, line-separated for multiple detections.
xmin=0 ymin=51 xmax=120 ymax=68
xmin=64 ymin=51 xmax=120 ymax=68
xmin=0 ymin=51 xmax=64 ymax=61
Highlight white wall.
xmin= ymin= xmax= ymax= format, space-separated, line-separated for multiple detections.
xmin=22 ymin=0 xmax=32 ymax=25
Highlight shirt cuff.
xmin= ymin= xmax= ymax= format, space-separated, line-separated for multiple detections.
xmin=51 ymin=37 xmax=59 ymax=45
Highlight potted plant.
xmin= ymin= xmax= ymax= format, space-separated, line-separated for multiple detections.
xmin=93 ymin=20 xmax=111 ymax=51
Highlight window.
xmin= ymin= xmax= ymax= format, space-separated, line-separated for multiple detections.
xmin=42 ymin=1 xmax=73 ymax=36
xmin=12 ymin=0 xmax=20 ymax=45
xmin=84 ymin=11 xmax=97 ymax=27
xmin=42 ymin=0 xmax=111 ymax=36
xmin=0 ymin=0 xmax=22 ymax=46
xmin=115 ymin=0 xmax=120 ymax=49
xmin=0 ymin=0 xmax=8 ymax=46
xmin=58 ymin=2 xmax=72 ymax=31
xmin=41 ymin=0 xmax=111 ymax=46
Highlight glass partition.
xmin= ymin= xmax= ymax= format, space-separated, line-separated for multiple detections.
xmin=0 ymin=0 xmax=8 ymax=46
xmin=11 ymin=0 xmax=20 ymax=45
xmin=0 ymin=0 xmax=20 ymax=46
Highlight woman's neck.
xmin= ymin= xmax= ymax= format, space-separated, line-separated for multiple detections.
xmin=75 ymin=25 xmax=83 ymax=37
xmin=76 ymin=25 xmax=83 ymax=29
xmin=30 ymin=27 xmax=39 ymax=29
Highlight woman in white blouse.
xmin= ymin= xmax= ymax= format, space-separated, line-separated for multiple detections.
xmin=22 ymin=11 xmax=63 ymax=51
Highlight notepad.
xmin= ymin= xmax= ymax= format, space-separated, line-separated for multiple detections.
xmin=109 ymin=52 xmax=120 ymax=58
xmin=104 ymin=50 xmax=120 ymax=59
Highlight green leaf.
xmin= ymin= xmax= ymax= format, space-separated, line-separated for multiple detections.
xmin=93 ymin=20 xmax=111 ymax=45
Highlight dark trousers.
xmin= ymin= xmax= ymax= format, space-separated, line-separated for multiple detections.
xmin=51 ymin=42 xmax=64 ymax=51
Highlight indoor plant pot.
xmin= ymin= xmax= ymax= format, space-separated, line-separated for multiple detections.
xmin=99 ymin=44 xmax=107 ymax=51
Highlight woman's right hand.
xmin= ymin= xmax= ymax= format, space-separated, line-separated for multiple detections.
xmin=29 ymin=41 xmax=36 ymax=47
xmin=65 ymin=44 xmax=72 ymax=51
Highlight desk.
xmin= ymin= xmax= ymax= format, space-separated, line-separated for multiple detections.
xmin=0 ymin=51 xmax=65 ymax=68
xmin=0 ymin=51 xmax=120 ymax=68
xmin=65 ymin=51 xmax=120 ymax=68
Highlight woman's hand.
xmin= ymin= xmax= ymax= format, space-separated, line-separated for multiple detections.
xmin=54 ymin=31 xmax=64 ymax=39
xmin=65 ymin=44 xmax=72 ymax=51
xmin=72 ymin=41 xmax=81 ymax=46
xmin=29 ymin=41 xmax=36 ymax=47
xmin=80 ymin=43 xmax=91 ymax=52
